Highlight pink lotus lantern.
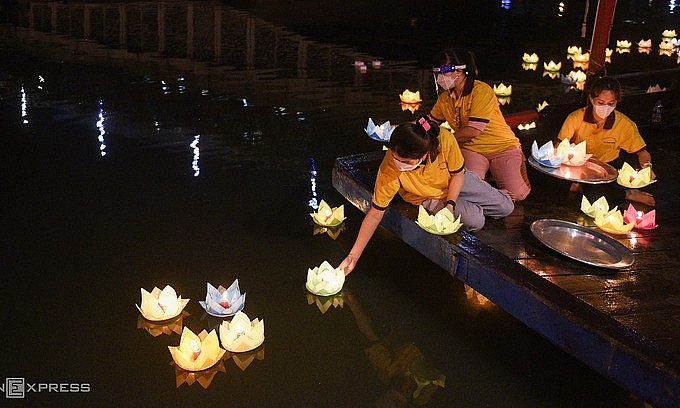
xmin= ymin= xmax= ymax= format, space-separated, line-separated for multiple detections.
xmin=622 ymin=204 xmax=657 ymax=230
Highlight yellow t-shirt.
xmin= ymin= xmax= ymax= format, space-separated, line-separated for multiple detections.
xmin=557 ymin=106 xmax=646 ymax=163
xmin=372 ymin=128 xmax=465 ymax=209
xmin=430 ymin=80 xmax=519 ymax=155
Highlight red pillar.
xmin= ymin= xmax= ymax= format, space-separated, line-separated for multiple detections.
xmin=587 ymin=0 xmax=617 ymax=77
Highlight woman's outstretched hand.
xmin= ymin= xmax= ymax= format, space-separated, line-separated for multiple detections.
xmin=339 ymin=254 xmax=359 ymax=276
xmin=626 ymin=189 xmax=656 ymax=207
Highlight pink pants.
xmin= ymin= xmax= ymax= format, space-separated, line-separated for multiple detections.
xmin=461 ymin=146 xmax=531 ymax=201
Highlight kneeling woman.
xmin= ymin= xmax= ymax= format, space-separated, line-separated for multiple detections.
xmin=340 ymin=116 xmax=514 ymax=275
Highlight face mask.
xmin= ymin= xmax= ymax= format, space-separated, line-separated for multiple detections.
xmin=436 ymin=75 xmax=456 ymax=90
xmin=593 ymin=104 xmax=616 ymax=119
xmin=393 ymin=157 xmax=422 ymax=171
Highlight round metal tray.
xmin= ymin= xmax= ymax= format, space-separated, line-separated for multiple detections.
xmin=528 ymin=156 xmax=618 ymax=184
xmin=530 ymin=219 xmax=634 ymax=269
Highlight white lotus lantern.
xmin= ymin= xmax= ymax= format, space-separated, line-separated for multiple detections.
xmin=662 ymin=29 xmax=677 ymax=39
xmin=543 ymin=60 xmax=562 ymax=72
xmin=219 ymin=311 xmax=265 ymax=353
xmin=493 ymin=83 xmax=512 ymax=97
xmin=638 ymin=39 xmax=652 ymax=48
xmin=136 ymin=285 xmax=189 ymax=321
xmin=616 ymin=39 xmax=632 ymax=48
xmin=522 ymin=53 xmax=539 ymax=63
xmin=306 ymin=261 xmax=345 ymax=296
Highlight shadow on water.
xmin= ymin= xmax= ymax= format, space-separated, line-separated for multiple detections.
xmin=1 ymin=0 xmax=678 ymax=406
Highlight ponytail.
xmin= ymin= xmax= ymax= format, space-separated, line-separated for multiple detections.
xmin=389 ymin=115 xmax=440 ymax=161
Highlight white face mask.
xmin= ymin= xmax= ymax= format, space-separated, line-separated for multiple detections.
xmin=436 ymin=75 xmax=456 ymax=90
xmin=593 ymin=104 xmax=616 ymax=119
xmin=393 ymin=156 xmax=422 ymax=171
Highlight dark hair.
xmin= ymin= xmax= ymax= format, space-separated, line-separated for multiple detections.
xmin=588 ymin=76 xmax=622 ymax=101
xmin=433 ymin=49 xmax=478 ymax=96
xmin=388 ymin=115 xmax=440 ymax=161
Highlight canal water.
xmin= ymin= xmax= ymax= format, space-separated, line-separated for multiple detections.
xmin=1 ymin=1 xmax=678 ymax=406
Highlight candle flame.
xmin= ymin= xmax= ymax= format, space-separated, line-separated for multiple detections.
xmin=191 ymin=339 xmax=201 ymax=360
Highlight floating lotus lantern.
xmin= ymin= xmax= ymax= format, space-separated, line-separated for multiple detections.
xmin=567 ymin=45 xmax=582 ymax=55
xmin=364 ymin=118 xmax=394 ymax=142
xmin=517 ymin=122 xmax=536 ymax=131
xmin=226 ymin=347 xmax=265 ymax=372
xmin=605 ymin=48 xmax=613 ymax=62
xmin=353 ymin=60 xmax=365 ymax=67
xmin=493 ymin=83 xmax=512 ymax=97
xmin=531 ymin=140 xmax=564 ymax=168
xmin=565 ymin=70 xmax=587 ymax=83
xmin=306 ymin=291 xmax=344 ymax=314
xmin=137 ymin=311 xmax=188 ymax=337
xmin=310 ymin=199 xmax=346 ymax=227
xmin=543 ymin=60 xmax=562 ymax=72
xmin=616 ymin=162 xmax=656 ymax=188
xmin=622 ymin=204 xmax=657 ymax=230
xmin=662 ymin=29 xmax=677 ymax=39
xmin=617 ymin=39 xmax=632 ymax=48
xmin=522 ymin=53 xmax=539 ymax=63
xmin=638 ymin=39 xmax=652 ymax=48
xmin=659 ymin=46 xmax=674 ymax=56
xmin=400 ymin=102 xmax=421 ymax=113
xmin=306 ymin=260 xmax=345 ymax=296
xmin=594 ymin=210 xmax=635 ymax=235
xmin=173 ymin=359 xmax=226 ymax=389
xmin=313 ymin=223 xmax=346 ymax=240
xmin=522 ymin=62 xmax=538 ymax=71
xmin=647 ymin=84 xmax=666 ymax=93
xmin=415 ymin=205 xmax=462 ymax=235
xmin=573 ymin=52 xmax=589 ymax=62
xmin=219 ymin=311 xmax=265 ymax=353
xmin=555 ymin=139 xmax=592 ymax=166
xmin=400 ymin=89 xmax=422 ymax=104
xmin=537 ymin=101 xmax=549 ymax=112
xmin=581 ymin=195 xmax=617 ymax=218
xmin=136 ymin=285 xmax=189 ymax=321
xmin=199 ymin=280 xmax=246 ymax=318
xmin=168 ymin=328 xmax=226 ymax=372
xmin=660 ymin=41 xmax=674 ymax=51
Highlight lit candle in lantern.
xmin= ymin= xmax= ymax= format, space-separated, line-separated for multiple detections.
xmin=191 ymin=340 xmax=201 ymax=360
xmin=219 ymin=291 xmax=230 ymax=308
xmin=219 ymin=311 xmax=265 ymax=353
xmin=636 ymin=211 xmax=644 ymax=221
xmin=200 ymin=281 xmax=246 ymax=317
xmin=630 ymin=170 xmax=638 ymax=184
xmin=168 ymin=328 xmax=225 ymax=372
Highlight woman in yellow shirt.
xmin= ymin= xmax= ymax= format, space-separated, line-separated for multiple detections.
xmin=339 ymin=116 xmax=514 ymax=275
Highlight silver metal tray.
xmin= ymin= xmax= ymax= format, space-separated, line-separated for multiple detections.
xmin=528 ymin=156 xmax=618 ymax=184
xmin=530 ymin=219 xmax=634 ymax=269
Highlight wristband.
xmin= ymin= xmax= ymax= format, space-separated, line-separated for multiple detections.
xmin=642 ymin=162 xmax=652 ymax=168
xmin=445 ymin=200 xmax=456 ymax=210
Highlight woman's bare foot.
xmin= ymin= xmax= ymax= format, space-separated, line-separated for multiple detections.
xmin=625 ymin=189 xmax=655 ymax=206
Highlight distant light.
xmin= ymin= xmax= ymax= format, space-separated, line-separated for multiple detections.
xmin=501 ymin=0 xmax=511 ymax=10
xmin=21 ymin=85 xmax=28 ymax=124
xmin=190 ymin=135 xmax=200 ymax=177
xmin=242 ymin=98 xmax=248 ymax=107
xmin=308 ymin=157 xmax=318 ymax=209
xmin=96 ymin=99 xmax=107 ymax=156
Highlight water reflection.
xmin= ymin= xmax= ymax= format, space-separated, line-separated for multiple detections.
xmin=312 ymin=223 xmax=345 ymax=240
xmin=20 ymin=85 xmax=28 ymax=123
xmin=96 ymin=100 xmax=107 ymax=156
xmin=137 ymin=311 xmax=189 ymax=337
xmin=172 ymin=359 xmax=226 ymax=389
xmin=190 ymin=134 xmax=200 ymax=176
xmin=306 ymin=291 xmax=345 ymax=314
xmin=225 ymin=346 xmax=265 ymax=372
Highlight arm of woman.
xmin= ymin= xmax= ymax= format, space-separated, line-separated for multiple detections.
xmin=636 ymin=149 xmax=656 ymax=179
xmin=453 ymin=125 xmax=482 ymax=142
xmin=445 ymin=171 xmax=465 ymax=212
xmin=339 ymin=206 xmax=385 ymax=275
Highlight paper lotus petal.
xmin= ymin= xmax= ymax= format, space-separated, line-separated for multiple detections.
xmin=364 ymin=118 xmax=394 ymax=142
xmin=660 ymin=49 xmax=674 ymax=57
xmin=136 ymin=285 xmax=189 ymax=321
xmin=137 ymin=311 xmax=188 ymax=337
xmin=531 ymin=140 xmax=564 ymax=168
xmin=537 ymin=101 xmax=549 ymax=112
xmin=622 ymin=204 xmax=657 ymax=230
xmin=415 ymin=205 xmax=462 ymax=235
xmin=313 ymin=223 xmax=345 ymax=240
xmin=400 ymin=89 xmax=422 ymax=103
xmin=226 ymin=347 xmax=265 ymax=372
xmin=522 ymin=53 xmax=539 ymax=63
xmin=517 ymin=122 xmax=536 ymax=131
xmin=522 ymin=62 xmax=538 ymax=71
xmin=581 ymin=195 xmax=618 ymax=218
xmin=660 ymin=41 xmax=675 ymax=50
xmin=555 ymin=139 xmax=592 ymax=166
xmin=310 ymin=199 xmax=346 ymax=227
xmin=638 ymin=39 xmax=652 ymax=48
xmin=594 ymin=210 xmax=635 ymax=235
xmin=606 ymin=48 xmax=613 ymax=57
xmin=638 ymin=47 xmax=652 ymax=55
xmin=543 ymin=71 xmax=560 ymax=79
xmin=567 ymin=46 xmax=582 ymax=55
xmin=493 ymin=83 xmax=512 ymax=97
xmin=663 ymin=29 xmax=677 ymax=38
xmin=616 ymin=162 xmax=656 ymax=188
xmin=543 ymin=60 xmax=562 ymax=72
xmin=497 ymin=96 xmax=511 ymax=105
xmin=199 ymin=280 xmax=246 ymax=317
xmin=168 ymin=328 xmax=226 ymax=372
xmin=173 ymin=359 xmax=226 ymax=389
xmin=616 ymin=47 xmax=631 ymax=54
xmin=400 ymin=102 xmax=420 ymax=113
xmin=647 ymin=84 xmax=666 ymax=93
xmin=616 ymin=40 xmax=632 ymax=48
xmin=573 ymin=52 xmax=589 ymax=62
xmin=306 ymin=292 xmax=344 ymax=314
xmin=565 ymin=70 xmax=587 ymax=83
xmin=306 ymin=260 xmax=345 ymax=296
xmin=219 ymin=311 xmax=265 ymax=353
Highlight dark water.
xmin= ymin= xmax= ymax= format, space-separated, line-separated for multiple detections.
xmin=1 ymin=1 xmax=678 ymax=406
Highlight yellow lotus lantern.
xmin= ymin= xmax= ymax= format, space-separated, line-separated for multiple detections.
xmin=219 ymin=311 xmax=265 ymax=353
xmin=581 ymin=195 xmax=617 ymax=218
xmin=616 ymin=39 xmax=632 ymax=48
xmin=517 ymin=122 xmax=536 ymax=131
xmin=168 ymin=328 xmax=226 ymax=372
xmin=522 ymin=53 xmax=539 ymax=63
xmin=605 ymin=48 xmax=613 ymax=62
xmin=638 ymin=39 xmax=651 ymax=48
xmin=173 ymin=359 xmax=226 ymax=389
xmin=493 ymin=83 xmax=512 ymax=97
xmin=660 ymin=41 xmax=674 ymax=51
xmin=400 ymin=89 xmax=422 ymax=104
xmin=566 ymin=70 xmax=587 ymax=83
xmin=573 ymin=52 xmax=589 ymax=62
xmin=662 ymin=29 xmax=677 ymax=39
xmin=646 ymin=84 xmax=666 ymax=93
xmin=522 ymin=62 xmax=538 ymax=71
xmin=306 ymin=291 xmax=344 ymax=314
xmin=567 ymin=45 xmax=582 ymax=55
xmin=543 ymin=60 xmax=562 ymax=72
xmin=136 ymin=285 xmax=189 ymax=321
xmin=594 ymin=210 xmax=635 ymax=235
xmin=537 ymin=100 xmax=549 ymax=112
xmin=555 ymin=139 xmax=592 ymax=166
xmin=616 ymin=162 xmax=656 ymax=188
xmin=310 ymin=199 xmax=346 ymax=227
xmin=226 ymin=347 xmax=265 ymax=372
xmin=415 ymin=205 xmax=462 ymax=235
xmin=306 ymin=260 xmax=345 ymax=296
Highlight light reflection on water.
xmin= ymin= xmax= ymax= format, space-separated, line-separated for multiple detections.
xmin=1 ymin=1 xmax=676 ymax=406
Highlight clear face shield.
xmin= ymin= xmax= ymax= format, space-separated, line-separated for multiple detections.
xmin=432 ymin=64 xmax=466 ymax=92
